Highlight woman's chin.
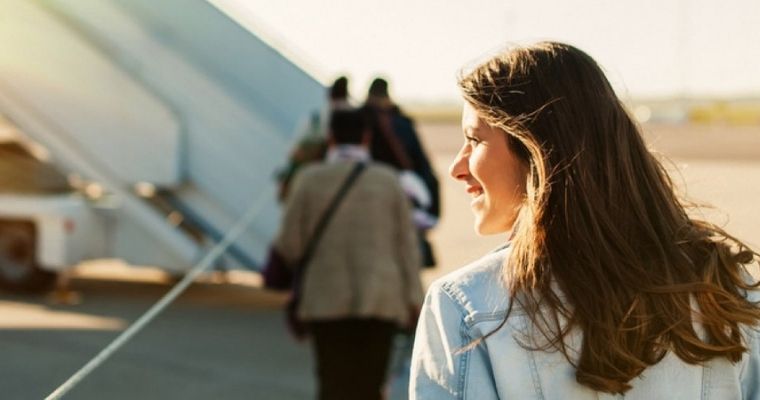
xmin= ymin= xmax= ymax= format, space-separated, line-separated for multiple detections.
xmin=474 ymin=219 xmax=508 ymax=236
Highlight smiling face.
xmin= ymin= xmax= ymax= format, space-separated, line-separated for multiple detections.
xmin=450 ymin=102 xmax=528 ymax=235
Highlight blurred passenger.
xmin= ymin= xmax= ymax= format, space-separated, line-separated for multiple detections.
xmin=275 ymin=109 xmax=424 ymax=400
xmin=277 ymin=76 xmax=353 ymax=201
xmin=327 ymin=76 xmax=352 ymax=111
xmin=410 ymin=41 xmax=760 ymax=399
xmin=361 ymin=77 xmax=440 ymax=268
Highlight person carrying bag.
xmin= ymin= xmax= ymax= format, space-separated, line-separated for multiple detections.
xmin=284 ymin=162 xmax=366 ymax=339
xmin=272 ymin=109 xmax=424 ymax=400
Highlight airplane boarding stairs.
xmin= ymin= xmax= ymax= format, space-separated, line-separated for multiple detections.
xmin=0 ymin=0 xmax=325 ymax=272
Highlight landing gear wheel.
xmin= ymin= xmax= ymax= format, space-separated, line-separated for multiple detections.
xmin=0 ymin=221 xmax=56 ymax=292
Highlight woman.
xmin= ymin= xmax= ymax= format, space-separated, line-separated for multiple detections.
xmin=410 ymin=41 xmax=760 ymax=399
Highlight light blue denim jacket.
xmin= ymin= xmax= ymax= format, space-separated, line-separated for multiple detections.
xmin=410 ymin=246 xmax=760 ymax=399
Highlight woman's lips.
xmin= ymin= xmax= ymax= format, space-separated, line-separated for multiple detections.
xmin=466 ymin=185 xmax=483 ymax=197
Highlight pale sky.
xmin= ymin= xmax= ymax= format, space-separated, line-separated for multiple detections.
xmin=213 ymin=0 xmax=760 ymax=103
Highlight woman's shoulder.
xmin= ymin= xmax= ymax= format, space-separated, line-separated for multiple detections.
xmin=426 ymin=245 xmax=512 ymax=326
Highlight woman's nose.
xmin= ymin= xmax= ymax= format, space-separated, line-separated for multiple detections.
xmin=449 ymin=148 xmax=469 ymax=181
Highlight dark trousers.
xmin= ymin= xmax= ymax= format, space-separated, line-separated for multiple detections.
xmin=309 ymin=318 xmax=396 ymax=400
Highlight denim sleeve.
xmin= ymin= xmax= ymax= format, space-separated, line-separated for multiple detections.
xmin=409 ymin=282 xmax=467 ymax=399
xmin=741 ymin=326 xmax=759 ymax=399
xmin=741 ymin=287 xmax=760 ymax=399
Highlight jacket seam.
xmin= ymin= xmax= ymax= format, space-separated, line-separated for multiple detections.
xmin=458 ymin=322 xmax=471 ymax=400
xmin=438 ymin=283 xmax=472 ymax=399
xmin=442 ymin=282 xmax=519 ymax=399
xmin=526 ymin=316 xmax=546 ymax=400
xmin=441 ymin=281 xmax=518 ymax=329
xmin=464 ymin=311 xmax=510 ymax=329
xmin=441 ymin=281 xmax=471 ymax=311
xmin=739 ymin=325 xmax=759 ymax=380
xmin=701 ymin=361 xmax=711 ymax=400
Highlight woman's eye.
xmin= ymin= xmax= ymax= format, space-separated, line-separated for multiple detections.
xmin=465 ymin=135 xmax=480 ymax=145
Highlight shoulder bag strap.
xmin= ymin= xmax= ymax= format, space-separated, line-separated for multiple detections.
xmin=296 ymin=162 xmax=366 ymax=274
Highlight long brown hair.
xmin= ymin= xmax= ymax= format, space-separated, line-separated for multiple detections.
xmin=459 ymin=41 xmax=760 ymax=394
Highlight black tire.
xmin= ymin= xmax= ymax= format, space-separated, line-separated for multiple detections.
xmin=0 ymin=220 xmax=56 ymax=292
